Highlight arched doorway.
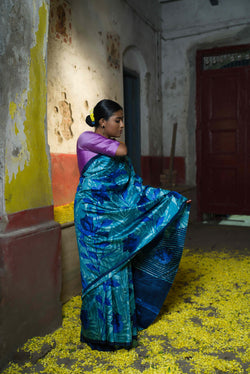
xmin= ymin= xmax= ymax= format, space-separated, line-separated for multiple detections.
xmin=123 ymin=68 xmax=141 ymax=175
xmin=123 ymin=46 xmax=148 ymax=176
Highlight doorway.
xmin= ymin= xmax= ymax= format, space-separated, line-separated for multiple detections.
xmin=123 ymin=68 xmax=141 ymax=175
xmin=196 ymin=45 xmax=250 ymax=219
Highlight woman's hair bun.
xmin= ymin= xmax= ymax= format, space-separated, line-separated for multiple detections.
xmin=85 ymin=100 xmax=122 ymax=128
xmin=86 ymin=115 xmax=95 ymax=127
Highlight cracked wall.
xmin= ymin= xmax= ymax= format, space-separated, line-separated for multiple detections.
xmin=47 ymin=0 xmax=162 ymax=212
xmin=0 ymin=0 xmax=52 ymax=221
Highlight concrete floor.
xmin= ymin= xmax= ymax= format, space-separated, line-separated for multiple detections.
xmin=185 ymin=222 xmax=250 ymax=254
xmin=174 ymin=186 xmax=250 ymax=254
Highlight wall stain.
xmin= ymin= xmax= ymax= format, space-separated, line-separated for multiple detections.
xmin=54 ymin=93 xmax=73 ymax=142
xmin=107 ymin=33 xmax=120 ymax=70
xmin=56 ymin=5 xmax=66 ymax=35
xmin=12 ymin=146 xmax=21 ymax=157
xmin=84 ymin=100 xmax=89 ymax=110
xmin=9 ymin=102 xmax=17 ymax=119
xmin=50 ymin=0 xmax=72 ymax=45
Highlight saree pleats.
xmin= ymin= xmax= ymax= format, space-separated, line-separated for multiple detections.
xmin=74 ymin=155 xmax=190 ymax=349
xmin=80 ymin=264 xmax=137 ymax=350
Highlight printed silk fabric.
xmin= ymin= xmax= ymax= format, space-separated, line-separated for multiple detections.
xmin=74 ymin=154 xmax=190 ymax=350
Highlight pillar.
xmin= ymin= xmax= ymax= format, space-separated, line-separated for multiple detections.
xmin=0 ymin=0 xmax=62 ymax=369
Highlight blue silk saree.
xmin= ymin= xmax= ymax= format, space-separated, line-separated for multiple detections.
xmin=74 ymin=155 xmax=190 ymax=350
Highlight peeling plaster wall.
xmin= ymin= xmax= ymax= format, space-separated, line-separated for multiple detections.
xmin=161 ymin=0 xmax=250 ymax=185
xmin=47 ymin=0 xmax=161 ymax=156
xmin=0 ymin=0 xmax=52 ymax=220
xmin=0 ymin=2 xmax=62 ymax=365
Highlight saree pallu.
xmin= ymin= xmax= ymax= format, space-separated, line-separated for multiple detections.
xmin=74 ymin=155 xmax=190 ymax=350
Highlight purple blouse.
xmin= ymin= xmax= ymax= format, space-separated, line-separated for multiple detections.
xmin=77 ymin=131 xmax=120 ymax=174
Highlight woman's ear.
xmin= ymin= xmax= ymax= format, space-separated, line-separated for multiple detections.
xmin=99 ymin=118 xmax=106 ymax=127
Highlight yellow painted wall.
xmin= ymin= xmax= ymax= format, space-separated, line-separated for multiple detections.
xmin=5 ymin=3 xmax=53 ymax=214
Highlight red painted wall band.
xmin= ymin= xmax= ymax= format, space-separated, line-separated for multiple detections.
xmin=50 ymin=153 xmax=186 ymax=208
xmin=51 ymin=153 xmax=80 ymax=207
xmin=3 ymin=205 xmax=54 ymax=233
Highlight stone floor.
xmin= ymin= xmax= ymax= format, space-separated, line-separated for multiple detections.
xmin=185 ymin=222 xmax=250 ymax=254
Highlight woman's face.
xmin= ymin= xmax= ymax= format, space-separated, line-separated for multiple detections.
xmin=102 ymin=110 xmax=124 ymax=138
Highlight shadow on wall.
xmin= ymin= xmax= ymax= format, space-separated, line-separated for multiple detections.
xmin=60 ymin=223 xmax=81 ymax=304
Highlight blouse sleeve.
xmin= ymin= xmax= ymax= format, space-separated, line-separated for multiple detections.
xmin=77 ymin=131 xmax=120 ymax=157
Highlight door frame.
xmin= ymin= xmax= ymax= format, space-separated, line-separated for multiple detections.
xmin=196 ymin=43 xmax=250 ymax=220
xmin=123 ymin=67 xmax=141 ymax=175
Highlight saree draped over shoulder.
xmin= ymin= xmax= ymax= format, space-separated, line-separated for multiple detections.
xmin=74 ymin=155 xmax=190 ymax=350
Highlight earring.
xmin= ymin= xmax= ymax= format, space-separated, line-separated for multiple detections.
xmin=102 ymin=125 xmax=105 ymax=135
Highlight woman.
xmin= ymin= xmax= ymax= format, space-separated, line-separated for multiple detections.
xmin=74 ymin=99 xmax=190 ymax=351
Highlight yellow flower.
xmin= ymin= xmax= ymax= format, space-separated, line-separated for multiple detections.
xmin=2 ymin=251 xmax=249 ymax=373
xmin=90 ymin=109 xmax=95 ymax=124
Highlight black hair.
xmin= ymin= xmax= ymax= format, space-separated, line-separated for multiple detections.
xmin=86 ymin=99 xmax=123 ymax=128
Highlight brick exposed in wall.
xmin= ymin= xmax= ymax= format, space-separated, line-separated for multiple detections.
xmin=107 ymin=33 xmax=120 ymax=70
xmin=50 ymin=0 xmax=72 ymax=45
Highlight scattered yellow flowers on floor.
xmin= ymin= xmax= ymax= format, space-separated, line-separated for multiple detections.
xmin=2 ymin=249 xmax=249 ymax=373
xmin=54 ymin=202 xmax=74 ymax=225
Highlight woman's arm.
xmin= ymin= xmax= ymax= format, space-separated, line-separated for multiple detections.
xmin=115 ymin=142 xmax=127 ymax=156
xmin=78 ymin=132 xmax=126 ymax=158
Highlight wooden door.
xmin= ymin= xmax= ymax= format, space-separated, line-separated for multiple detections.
xmin=196 ymin=46 xmax=250 ymax=218
xmin=123 ymin=68 xmax=141 ymax=175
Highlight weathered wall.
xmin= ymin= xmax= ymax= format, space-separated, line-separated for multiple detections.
xmin=161 ymin=0 xmax=250 ymax=185
xmin=0 ymin=1 xmax=62 ymax=368
xmin=0 ymin=1 xmax=53 ymax=224
xmin=48 ymin=0 xmax=161 ymax=154
xmin=47 ymin=0 xmax=161 ymax=212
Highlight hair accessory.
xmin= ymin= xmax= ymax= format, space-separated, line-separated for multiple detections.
xmin=90 ymin=109 xmax=95 ymax=124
